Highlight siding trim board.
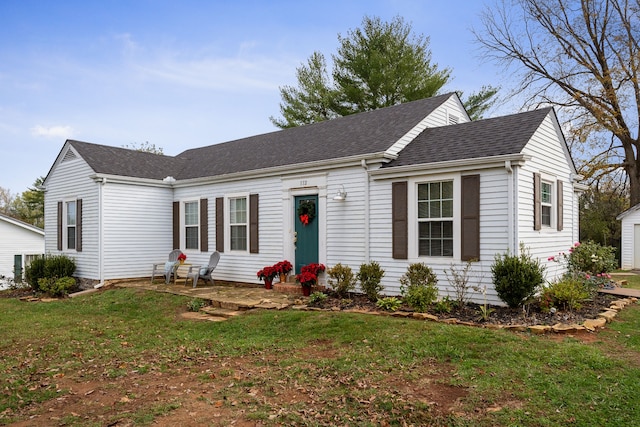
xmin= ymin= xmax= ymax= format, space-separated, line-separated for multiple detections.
xmin=173 ymin=202 xmax=180 ymax=250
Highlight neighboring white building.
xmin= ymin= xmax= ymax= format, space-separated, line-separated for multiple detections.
xmin=0 ymin=213 xmax=44 ymax=284
xmin=617 ymin=205 xmax=640 ymax=270
xmin=42 ymin=93 xmax=584 ymax=305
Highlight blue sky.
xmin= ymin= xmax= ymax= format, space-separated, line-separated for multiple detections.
xmin=0 ymin=0 xmax=509 ymax=194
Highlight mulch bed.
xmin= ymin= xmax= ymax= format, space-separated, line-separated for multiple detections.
xmin=308 ymin=291 xmax=620 ymax=327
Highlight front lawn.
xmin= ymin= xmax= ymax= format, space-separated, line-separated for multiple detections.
xmin=1 ymin=287 xmax=639 ymax=426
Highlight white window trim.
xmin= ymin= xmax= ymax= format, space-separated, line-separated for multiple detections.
xmin=407 ymin=173 xmax=461 ymax=260
xmin=63 ymin=199 xmax=77 ymax=252
xmin=539 ymin=173 xmax=556 ymax=230
xmin=225 ymin=192 xmax=250 ymax=253
xmin=182 ymin=200 xmax=200 ymax=252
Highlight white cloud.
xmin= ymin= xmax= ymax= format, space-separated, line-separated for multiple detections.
xmin=31 ymin=125 xmax=75 ymax=139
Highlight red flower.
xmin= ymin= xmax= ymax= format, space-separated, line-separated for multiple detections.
xmin=177 ymin=253 xmax=187 ymax=262
xmin=295 ymin=263 xmax=325 ymax=287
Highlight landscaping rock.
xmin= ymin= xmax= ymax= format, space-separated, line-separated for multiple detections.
xmin=528 ymin=325 xmax=551 ymax=335
xmin=551 ymin=323 xmax=585 ymax=333
xmin=582 ymin=317 xmax=607 ymax=331
xmin=598 ymin=310 xmax=618 ymax=322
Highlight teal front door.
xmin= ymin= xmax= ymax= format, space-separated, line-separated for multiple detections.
xmin=294 ymin=195 xmax=319 ymax=273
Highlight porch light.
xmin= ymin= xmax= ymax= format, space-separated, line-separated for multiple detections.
xmin=333 ymin=185 xmax=347 ymax=201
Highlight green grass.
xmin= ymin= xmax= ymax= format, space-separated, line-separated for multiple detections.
xmin=612 ymin=272 xmax=640 ymax=289
xmin=1 ymin=287 xmax=640 ymax=426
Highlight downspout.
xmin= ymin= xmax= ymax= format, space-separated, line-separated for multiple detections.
xmin=505 ymin=161 xmax=517 ymax=254
xmin=362 ymin=159 xmax=370 ymax=263
xmin=96 ymin=177 xmax=106 ymax=288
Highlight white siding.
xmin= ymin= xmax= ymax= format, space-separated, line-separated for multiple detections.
xmin=44 ymin=153 xmax=100 ymax=280
xmin=619 ymin=208 xmax=640 ymax=269
xmin=517 ymin=113 xmax=578 ymax=283
xmin=173 ymin=177 xmax=286 ymax=285
xmin=0 ymin=219 xmax=44 ymax=279
xmin=102 ymin=182 xmax=173 ymax=279
xmin=368 ymin=168 xmax=511 ymax=306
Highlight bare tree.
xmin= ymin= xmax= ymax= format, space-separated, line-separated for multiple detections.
xmin=475 ymin=0 xmax=640 ymax=204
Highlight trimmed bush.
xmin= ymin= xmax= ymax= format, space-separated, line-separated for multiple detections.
xmin=400 ymin=263 xmax=438 ymax=312
xmin=492 ymin=244 xmax=545 ymax=308
xmin=25 ymin=255 xmax=46 ymax=292
xmin=543 ymin=278 xmax=590 ymax=311
xmin=38 ymin=276 xmax=76 ymax=297
xmin=357 ymin=261 xmax=385 ymax=301
xmin=326 ymin=263 xmax=356 ymax=298
xmin=25 ymin=254 xmax=76 ymax=293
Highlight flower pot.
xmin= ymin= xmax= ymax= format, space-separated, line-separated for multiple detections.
xmin=302 ymin=285 xmax=311 ymax=296
xmin=179 ymin=260 xmax=185 ymax=265
xmin=264 ymin=279 xmax=272 ymax=290
xmin=279 ymin=273 xmax=287 ymax=283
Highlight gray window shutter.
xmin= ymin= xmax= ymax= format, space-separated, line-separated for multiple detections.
xmin=392 ymin=181 xmax=408 ymax=259
xmin=461 ymin=175 xmax=480 ymax=261
xmin=57 ymin=201 xmax=63 ymax=251
xmin=557 ymin=180 xmax=563 ymax=231
xmin=76 ymin=199 xmax=83 ymax=252
xmin=533 ymin=173 xmax=541 ymax=231
xmin=173 ymin=201 xmax=180 ymax=250
xmin=216 ymin=197 xmax=224 ymax=253
xmin=200 ymin=198 xmax=208 ymax=252
xmin=250 ymin=194 xmax=259 ymax=254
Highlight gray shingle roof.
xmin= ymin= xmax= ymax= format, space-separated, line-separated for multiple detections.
xmin=67 ymin=93 xmax=453 ymax=181
xmin=68 ymin=140 xmax=186 ymax=180
xmin=382 ymin=107 xmax=553 ymax=168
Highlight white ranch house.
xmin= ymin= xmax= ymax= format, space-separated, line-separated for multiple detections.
xmin=43 ymin=93 xmax=583 ymax=305
xmin=0 ymin=213 xmax=44 ymax=285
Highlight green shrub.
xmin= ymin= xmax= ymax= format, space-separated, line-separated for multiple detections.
xmin=25 ymin=255 xmax=46 ymax=292
xmin=567 ymin=241 xmax=617 ymax=275
xmin=44 ymin=254 xmax=76 ymax=279
xmin=326 ymin=263 xmax=357 ymax=298
xmin=400 ymin=263 xmax=438 ymax=312
xmin=357 ymin=261 xmax=385 ymax=301
xmin=38 ymin=276 xmax=76 ymax=297
xmin=309 ymin=291 xmax=328 ymax=304
xmin=375 ymin=296 xmax=402 ymax=312
xmin=492 ymin=244 xmax=545 ymax=308
xmin=543 ymin=278 xmax=591 ymax=311
xmin=186 ymin=299 xmax=206 ymax=312
xmin=433 ymin=296 xmax=454 ymax=314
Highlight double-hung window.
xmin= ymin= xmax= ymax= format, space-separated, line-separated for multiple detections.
xmin=184 ymin=201 xmax=199 ymax=250
xmin=417 ymin=181 xmax=454 ymax=257
xmin=66 ymin=201 xmax=76 ymax=250
xmin=229 ymin=197 xmax=247 ymax=251
xmin=541 ymin=181 xmax=553 ymax=227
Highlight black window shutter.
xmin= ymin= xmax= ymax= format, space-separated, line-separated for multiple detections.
xmin=250 ymin=194 xmax=259 ymax=253
xmin=173 ymin=201 xmax=180 ymax=250
xmin=76 ymin=199 xmax=83 ymax=252
xmin=57 ymin=201 xmax=63 ymax=251
xmin=216 ymin=197 xmax=224 ymax=253
xmin=461 ymin=175 xmax=480 ymax=261
xmin=533 ymin=173 xmax=541 ymax=231
xmin=557 ymin=180 xmax=563 ymax=231
xmin=392 ymin=181 xmax=408 ymax=259
xmin=200 ymin=198 xmax=208 ymax=252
